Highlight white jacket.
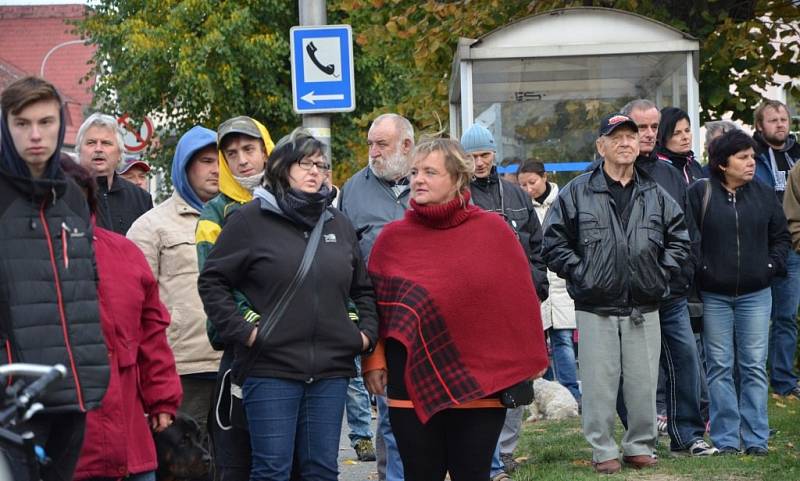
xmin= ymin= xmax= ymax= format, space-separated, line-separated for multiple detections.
xmin=533 ymin=183 xmax=576 ymax=330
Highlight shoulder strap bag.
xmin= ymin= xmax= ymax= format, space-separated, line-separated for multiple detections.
xmin=220 ymin=212 xmax=327 ymax=431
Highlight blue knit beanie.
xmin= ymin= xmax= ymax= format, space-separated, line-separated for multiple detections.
xmin=460 ymin=123 xmax=496 ymax=153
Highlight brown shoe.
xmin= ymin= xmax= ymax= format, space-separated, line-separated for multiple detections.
xmin=623 ymin=454 xmax=658 ymax=469
xmin=592 ymin=458 xmax=622 ymax=474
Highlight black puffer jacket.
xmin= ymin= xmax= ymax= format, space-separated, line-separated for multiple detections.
xmin=198 ymin=188 xmax=378 ymax=383
xmin=542 ymin=163 xmax=691 ymax=316
xmin=0 ymin=170 xmax=109 ymax=412
xmin=689 ymin=176 xmax=790 ymax=296
xmin=470 ymin=168 xmax=549 ymax=301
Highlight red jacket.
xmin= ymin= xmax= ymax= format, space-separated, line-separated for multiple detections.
xmin=74 ymin=227 xmax=182 ymax=479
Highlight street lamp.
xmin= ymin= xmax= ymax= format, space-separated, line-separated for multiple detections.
xmin=40 ymin=39 xmax=85 ymax=77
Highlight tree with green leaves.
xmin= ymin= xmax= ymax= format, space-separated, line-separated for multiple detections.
xmin=76 ymin=0 xmax=799 ymax=185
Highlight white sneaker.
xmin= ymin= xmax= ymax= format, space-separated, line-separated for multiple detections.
xmin=687 ymin=439 xmax=719 ymax=456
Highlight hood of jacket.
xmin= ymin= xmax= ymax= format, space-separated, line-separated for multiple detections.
xmin=754 ymin=131 xmax=797 ymax=154
xmin=218 ymin=119 xmax=275 ymax=204
xmin=0 ymin=100 xmax=66 ymax=181
xmin=171 ymin=126 xmax=217 ymax=212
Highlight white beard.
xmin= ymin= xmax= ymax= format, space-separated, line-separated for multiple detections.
xmin=369 ymin=149 xmax=409 ymax=181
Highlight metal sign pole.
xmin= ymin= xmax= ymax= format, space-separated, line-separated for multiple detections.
xmin=299 ymin=0 xmax=331 ymax=161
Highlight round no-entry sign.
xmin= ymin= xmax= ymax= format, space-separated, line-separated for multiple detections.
xmin=117 ymin=114 xmax=154 ymax=153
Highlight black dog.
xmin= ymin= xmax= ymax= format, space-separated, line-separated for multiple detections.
xmin=153 ymin=413 xmax=211 ymax=481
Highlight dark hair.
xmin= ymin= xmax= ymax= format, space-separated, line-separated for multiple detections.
xmin=59 ymin=154 xmax=98 ymax=214
xmin=518 ymin=159 xmax=546 ymax=176
xmin=656 ymin=107 xmax=690 ymax=149
xmin=1 ymin=76 xmax=62 ymax=118
xmin=707 ymin=129 xmax=758 ymax=181
xmin=264 ymin=128 xmax=325 ymax=195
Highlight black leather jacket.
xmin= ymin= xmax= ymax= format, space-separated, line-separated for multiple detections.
xmin=542 ymin=163 xmax=691 ymax=316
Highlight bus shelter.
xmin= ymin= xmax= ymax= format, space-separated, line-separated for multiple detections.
xmin=449 ymin=7 xmax=700 ymax=178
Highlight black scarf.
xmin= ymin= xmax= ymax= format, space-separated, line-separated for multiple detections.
xmin=276 ymin=184 xmax=333 ymax=229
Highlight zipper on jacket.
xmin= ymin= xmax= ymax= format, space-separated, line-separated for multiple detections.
xmin=40 ymin=204 xmax=86 ymax=411
xmin=308 ymin=247 xmax=319 ymax=384
xmin=4 ymin=340 xmax=13 ymax=386
xmin=732 ymin=192 xmax=741 ymax=296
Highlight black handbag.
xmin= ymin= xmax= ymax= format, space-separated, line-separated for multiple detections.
xmin=216 ymin=213 xmax=326 ymax=431
xmin=500 ymin=379 xmax=535 ymax=409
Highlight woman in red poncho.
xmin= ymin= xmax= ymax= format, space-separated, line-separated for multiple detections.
xmin=61 ymin=158 xmax=183 ymax=481
xmin=363 ymin=138 xmax=548 ymax=481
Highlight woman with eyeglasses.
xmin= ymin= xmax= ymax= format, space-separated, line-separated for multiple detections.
xmin=198 ymin=128 xmax=378 ymax=481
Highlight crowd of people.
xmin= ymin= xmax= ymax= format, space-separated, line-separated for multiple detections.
xmin=0 ymin=73 xmax=798 ymax=481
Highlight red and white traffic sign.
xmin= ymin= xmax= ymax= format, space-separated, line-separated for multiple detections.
xmin=117 ymin=114 xmax=154 ymax=153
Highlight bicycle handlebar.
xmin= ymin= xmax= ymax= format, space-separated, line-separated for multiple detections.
xmin=17 ymin=365 xmax=66 ymax=408
xmin=0 ymin=363 xmax=66 ymax=378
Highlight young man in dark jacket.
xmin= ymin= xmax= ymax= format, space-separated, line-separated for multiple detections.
xmin=752 ymin=99 xmax=800 ymax=400
xmin=619 ymin=100 xmax=715 ymax=456
xmin=543 ymin=113 xmax=690 ymax=474
xmin=76 ymin=113 xmax=152 ymax=234
xmin=0 ymin=76 xmax=109 ymax=481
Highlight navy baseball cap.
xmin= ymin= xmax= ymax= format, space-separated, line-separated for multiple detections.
xmin=599 ymin=113 xmax=638 ymax=137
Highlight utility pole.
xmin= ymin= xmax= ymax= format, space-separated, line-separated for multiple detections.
xmin=298 ymin=0 xmax=331 ymax=160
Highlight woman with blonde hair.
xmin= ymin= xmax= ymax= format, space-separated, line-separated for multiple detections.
xmin=364 ymin=138 xmax=548 ymax=480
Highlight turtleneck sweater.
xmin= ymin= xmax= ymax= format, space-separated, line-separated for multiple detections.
xmin=366 ymin=191 xmax=548 ymax=423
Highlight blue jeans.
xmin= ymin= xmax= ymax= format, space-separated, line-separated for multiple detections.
xmin=702 ymin=288 xmax=771 ymax=450
xmin=490 ymin=443 xmax=504 ymax=477
xmin=346 ymin=355 xmax=374 ymax=446
xmin=549 ymin=329 xmax=581 ymax=402
xmin=375 ymin=395 xmax=404 ymax=481
xmin=659 ymin=297 xmax=706 ymax=450
xmin=769 ymin=250 xmax=800 ymax=395
xmin=242 ymin=376 xmax=347 ymax=481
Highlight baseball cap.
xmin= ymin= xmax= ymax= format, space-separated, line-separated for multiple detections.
xmin=217 ymin=116 xmax=261 ymax=144
xmin=599 ymin=113 xmax=638 ymax=137
xmin=117 ymin=155 xmax=151 ymax=174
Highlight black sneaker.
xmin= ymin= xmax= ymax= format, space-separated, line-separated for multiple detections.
xmin=500 ymin=453 xmax=520 ymax=473
xmin=717 ymin=446 xmax=740 ymax=456
xmin=786 ymin=385 xmax=800 ymax=401
xmin=354 ymin=439 xmax=376 ymax=461
xmin=745 ymin=446 xmax=768 ymax=456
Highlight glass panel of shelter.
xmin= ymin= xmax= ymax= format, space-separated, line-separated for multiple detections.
xmin=471 ymin=52 xmax=688 ymax=184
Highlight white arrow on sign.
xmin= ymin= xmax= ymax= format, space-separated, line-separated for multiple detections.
xmin=301 ymin=91 xmax=345 ymax=104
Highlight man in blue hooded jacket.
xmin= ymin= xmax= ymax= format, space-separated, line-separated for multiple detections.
xmin=128 ymin=126 xmax=222 ymax=441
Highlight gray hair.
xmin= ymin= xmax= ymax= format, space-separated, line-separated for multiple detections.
xmin=74 ymin=112 xmax=126 ymax=157
xmin=704 ymin=120 xmax=739 ymax=147
xmin=621 ymin=99 xmax=658 ymax=116
xmin=371 ymin=113 xmax=415 ymax=146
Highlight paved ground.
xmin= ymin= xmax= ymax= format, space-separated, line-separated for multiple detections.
xmin=337 ymin=412 xmax=380 ymax=481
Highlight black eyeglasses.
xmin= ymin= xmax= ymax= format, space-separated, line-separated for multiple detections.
xmin=297 ymin=158 xmax=331 ymax=172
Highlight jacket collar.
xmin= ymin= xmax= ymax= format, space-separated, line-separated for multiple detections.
xmin=588 ymin=160 xmax=655 ymax=194
xmin=172 ymin=191 xmax=200 ymax=216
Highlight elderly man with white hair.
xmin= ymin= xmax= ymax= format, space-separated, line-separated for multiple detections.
xmin=76 ymin=113 xmax=152 ymax=234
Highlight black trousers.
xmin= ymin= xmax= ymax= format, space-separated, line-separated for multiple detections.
xmin=2 ymin=412 xmax=86 ymax=481
xmin=388 ymin=407 xmax=505 ymax=481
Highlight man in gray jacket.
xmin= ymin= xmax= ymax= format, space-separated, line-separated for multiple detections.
xmin=340 ymin=113 xmax=414 ymax=481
